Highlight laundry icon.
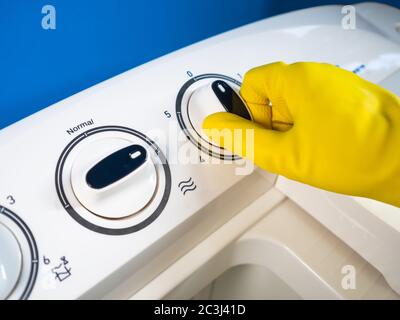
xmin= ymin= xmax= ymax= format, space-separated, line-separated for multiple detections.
xmin=178 ymin=177 xmax=197 ymax=195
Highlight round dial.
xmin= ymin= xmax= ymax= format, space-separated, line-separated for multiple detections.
xmin=0 ymin=223 xmax=22 ymax=300
xmin=176 ymin=74 xmax=252 ymax=160
xmin=0 ymin=206 xmax=39 ymax=300
xmin=55 ymin=126 xmax=171 ymax=235
xmin=70 ymin=138 xmax=158 ymax=219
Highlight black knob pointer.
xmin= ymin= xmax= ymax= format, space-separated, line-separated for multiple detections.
xmin=86 ymin=144 xmax=148 ymax=189
xmin=211 ymin=80 xmax=252 ymax=120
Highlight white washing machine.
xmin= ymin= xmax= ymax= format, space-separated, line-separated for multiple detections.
xmin=0 ymin=2 xmax=400 ymax=300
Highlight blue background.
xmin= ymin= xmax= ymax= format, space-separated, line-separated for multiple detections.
xmin=1 ymin=0 xmax=399 ymax=129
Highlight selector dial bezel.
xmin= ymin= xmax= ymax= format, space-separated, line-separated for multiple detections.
xmin=175 ymin=73 xmax=242 ymax=160
xmin=55 ymin=126 xmax=171 ymax=235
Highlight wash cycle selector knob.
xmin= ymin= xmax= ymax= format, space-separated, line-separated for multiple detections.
xmin=55 ymin=126 xmax=171 ymax=235
xmin=71 ymin=138 xmax=157 ymax=219
xmin=188 ymin=80 xmax=252 ymax=144
xmin=176 ymin=74 xmax=252 ymax=160
xmin=0 ymin=223 xmax=22 ymax=300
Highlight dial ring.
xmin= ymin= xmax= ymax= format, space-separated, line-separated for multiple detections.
xmin=55 ymin=126 xmax=171 ymax=235
xmin=175 ymin=73 xmax=242 ymax=160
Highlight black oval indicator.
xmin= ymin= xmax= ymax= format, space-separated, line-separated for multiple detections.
xmin=211 ymin=80 xmax=252 ymax=120
xmin=86 ymin=144 xmax=148 ymax=189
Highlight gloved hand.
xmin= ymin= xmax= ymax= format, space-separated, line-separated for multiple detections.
xmin=202 ymin=62 xmax=400 ymax=207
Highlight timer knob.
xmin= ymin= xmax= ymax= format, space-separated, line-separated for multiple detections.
xmin=188 ymin=80 xmax=252 ymax=145
xmin=70 ymin=137 xmax=158 ymax=219
xmin=176 ymin=75 xmax=253 ymax=160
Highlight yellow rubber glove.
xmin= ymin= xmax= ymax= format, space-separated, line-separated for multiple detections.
xmin=203 ymin=62 xmax=400 ymax=207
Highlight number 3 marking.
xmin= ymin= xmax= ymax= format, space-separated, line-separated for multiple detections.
xmin=7 ymin=195 xmax=15 ymax=205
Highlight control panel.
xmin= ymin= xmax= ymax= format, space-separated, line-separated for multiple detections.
xmin=1 ymin=4 xmax=400 ymax=299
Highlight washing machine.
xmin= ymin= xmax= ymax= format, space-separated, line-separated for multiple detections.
xmin=0 ymin=2 xmax=400 ymax=300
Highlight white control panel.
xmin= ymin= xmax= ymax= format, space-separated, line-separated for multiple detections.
xmin=1 ymin=3 xmax=399 ymax=299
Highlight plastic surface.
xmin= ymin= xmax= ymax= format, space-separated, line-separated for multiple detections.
xmin=71 ymin=137 xmax=157 ymax=219
xmin=0 ymin=3 xmax=399 ymax=299
xmin=134 ymin=196 xmax=399 ymax=300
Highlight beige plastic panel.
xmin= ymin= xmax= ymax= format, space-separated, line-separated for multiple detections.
xmin=133 ymin=195 xmax=399 ymax=300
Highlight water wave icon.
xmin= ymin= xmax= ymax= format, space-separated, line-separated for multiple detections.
xmin=178 ymin=177 xmax=197 ymax=195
